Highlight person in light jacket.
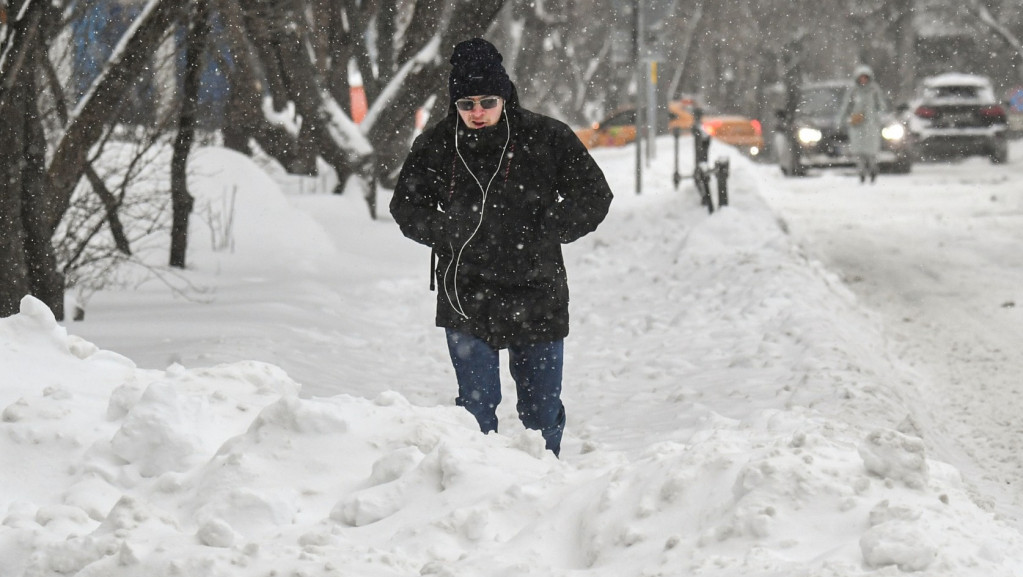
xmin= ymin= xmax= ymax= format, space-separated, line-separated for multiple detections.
xmin=839 ymin=64 xmax=886 ymax=183
xmin=389 ymin=38 xmax=613 ymax=457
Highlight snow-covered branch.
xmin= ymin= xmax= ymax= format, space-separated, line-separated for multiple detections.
xmin=531 ymin=0 xmax=567 ymax=26
xmin=360 ymin=35 xmax=441 ymax=133
xmin=967 ymin=0 xmax=1023 ymax=77
xmin=67 ymin=0 xmax=164 ymax=125
xmin=48 ymin=0 xmax=190 ymax=227
xmin=323 ymin=93 xmax=374 ymax=158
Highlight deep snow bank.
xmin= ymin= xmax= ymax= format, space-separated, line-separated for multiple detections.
xmin=4 ymin=142 xmax=1023 ymax=576
xmin=3 ymin=298 xmax=1021 ymax=576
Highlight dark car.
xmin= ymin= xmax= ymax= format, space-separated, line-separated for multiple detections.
xmin=904 ymin=73 xmax=1009 ymax=163
xmin=773 ymin=80 xmax=912 ymax=176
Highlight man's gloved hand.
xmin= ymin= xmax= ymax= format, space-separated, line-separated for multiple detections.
xmin=849 ymin=112 xmax=865 ymax=126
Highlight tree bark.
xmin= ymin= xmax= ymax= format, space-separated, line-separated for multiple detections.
xmin=0 ymin=0 xmax=44 ymax=117
xmin=892 ymin=0 xmax=917 ymax=103
xmin=0 ymin=72 xmax=31 ymax=317
xmin=0 ymin=0 xmax=63 ymax=318
xmin=239 ymin=0 xmax=367 ymax=188
xmin=215 ymin=0 xmax=312 ymax=173
xmin=343 ymin=0 xmax=382 ymax=103
xmin=376 ymin=0 xmax=397 ymax=84
xmin=41 ymin=56 xmax=133 ymax=257
xmin=319 ymin=0 xmax=352 ymax=108
xmin=22 ymin=60 xmax=64 ymax=318
xmin=170 ymin=0 xmax=210 ymax=268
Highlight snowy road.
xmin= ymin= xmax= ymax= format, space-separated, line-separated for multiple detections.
xmin=758 ymin=144 xmax=1023 ymax=526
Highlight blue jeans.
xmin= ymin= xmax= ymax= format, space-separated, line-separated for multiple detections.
xmin=445 ymin=329 xmax=565 ymax=457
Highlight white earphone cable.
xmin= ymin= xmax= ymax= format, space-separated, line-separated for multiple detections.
xmin=444 ymin=107 xmax=511 ymax=319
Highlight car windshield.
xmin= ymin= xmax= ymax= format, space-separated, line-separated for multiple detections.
xmin=798 ymin=86 xmax=848 ymax=117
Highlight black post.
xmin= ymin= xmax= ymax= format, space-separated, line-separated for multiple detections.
xmin=692 ymin=106 xmax=708 ymax=166
xmin=691 ymin=106 xmax=714 ymax=213
xmin=715 ymin=157 xmax=730 ymax=207
xmin=782 ymin=32 xmax=806 ymax=176
xmin=633 ymin=0 xmax=642 ymax=195
xmin=697 ymin=165 xmax=713 ymax=214
xmin=672 ymin=126 xmax=682 ymax=190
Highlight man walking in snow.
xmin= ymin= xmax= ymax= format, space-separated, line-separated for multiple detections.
xmin=389 ymin=38 xmax=613 ymax=457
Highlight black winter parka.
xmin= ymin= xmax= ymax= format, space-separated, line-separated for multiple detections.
xmin=390 ymin=89 xmax=613 ymax=349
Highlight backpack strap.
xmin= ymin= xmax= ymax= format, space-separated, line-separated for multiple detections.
xmin=429 ymin=248 xmax=436 ymax=291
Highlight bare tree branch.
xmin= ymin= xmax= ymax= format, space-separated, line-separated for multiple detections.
xmin=42 ymin=53 xmax=132 ymax=256
xmin=966 ymin=0 xmax=1023 ymax=82
xmin=47 ymin=0 xmax=189 ymax=237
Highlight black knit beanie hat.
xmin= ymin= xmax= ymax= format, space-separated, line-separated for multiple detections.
xmin=448 ymin=38 xmax=512 ymax=105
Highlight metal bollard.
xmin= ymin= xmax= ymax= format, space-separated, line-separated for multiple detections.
xmin=692 ymin=108 xmax=715 ymax=212
xmin=696 ymin=162 xmax=714 ymax=214
xmin=673 ymin=126 xmax=682 ymax=190
xmin=714 ymin=157 xmax=730 ymax=208
xmin=694 ymin=128 xmax=710 ymax=167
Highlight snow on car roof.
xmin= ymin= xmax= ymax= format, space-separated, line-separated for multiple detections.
xmin=922 ymin=73 xmax=991 ymax=87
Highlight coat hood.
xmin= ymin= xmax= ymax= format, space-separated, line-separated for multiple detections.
xmin=853 ymin=64 xmax=874 ymax=81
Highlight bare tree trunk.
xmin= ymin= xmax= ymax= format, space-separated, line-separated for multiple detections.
xmin=216 ymin=0 xmax=264 ymax=155
xmin=0 ymin=0 xmax=63 ymax=318
xmin=377 ymin=0 xmax=397 ymax=83
xmin=41 ymin=57 xmax=133 ymax=257
xmin=344 ymin=0 xmax=382 ymax=103
xmin=320 ymin=0 xmax=352 ymax=108
xmin=0 ymin=74 xmax=31 ymax=317
xmin=170 ymin=0 xmax=210 ymax=268
xmin=22 ymin=59 xmax=64 ymax=318
xmin=215 ymin=0 xmax=311 ymax=173
xmin=231 ymin=0 xmax=291 ymax=110
xmin=890 ymin=0 xmax=916 ymax=102
xmin=0 ymin=0 xmax=45 ymax=116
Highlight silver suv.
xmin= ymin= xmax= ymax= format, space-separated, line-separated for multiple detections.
xmin=905 ymin=73 xmax=1009 ymax=163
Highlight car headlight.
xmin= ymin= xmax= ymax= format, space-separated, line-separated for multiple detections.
xmin=797 ymin=127 xmax=823 ymax=144
xmin=881 ymin=123 xmax=905 ymax=141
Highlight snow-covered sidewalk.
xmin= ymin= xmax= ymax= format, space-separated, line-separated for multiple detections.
xmin=3 ymin=142 xmax=1022 ymax=576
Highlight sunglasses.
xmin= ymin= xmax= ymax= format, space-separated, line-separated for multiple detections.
xmin=455 ymin=96 xmax=502 ymax=111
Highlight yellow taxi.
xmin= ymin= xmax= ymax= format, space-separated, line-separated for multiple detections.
xmin=574 ymin=99 xmax=763 ymax=158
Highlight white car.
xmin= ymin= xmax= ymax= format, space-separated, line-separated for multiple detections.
xmin=904 ymin=73 xmax=1009 ymax=163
